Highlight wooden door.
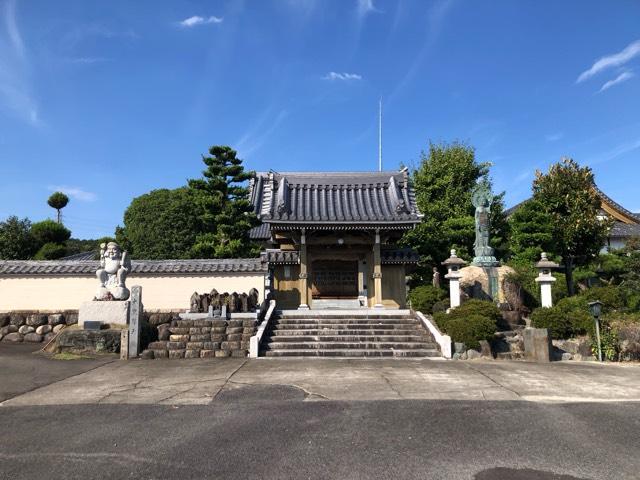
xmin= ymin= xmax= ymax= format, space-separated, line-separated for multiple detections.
xmin=311 ymin=261 xmax=358 ymax=298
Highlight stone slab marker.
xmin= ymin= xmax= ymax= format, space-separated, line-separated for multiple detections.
xmin=524 ymin=328 xmax=552 ymax=362
xmin=128 ymin=285 xmax=142 ymax=359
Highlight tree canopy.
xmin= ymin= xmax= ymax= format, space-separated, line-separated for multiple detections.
xmin=47 ymin=192 xmax=69 ymax=224
xmin=116 ymin=145 xmax=259 ymax=259
xmin=532 ymin=157 xmax=610 ymax=295
xmin=401 ymin=141 xmax=508 ymax=282
xmin=0 ymin=216 xmax=38 ymax=260
xmin=116 ymin=187 xmax=208 ymax=259
xmin=508 ymin=198 xmax=556 ymax=263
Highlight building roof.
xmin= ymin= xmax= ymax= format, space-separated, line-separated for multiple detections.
xmin=249 ymin=170 xmax=422 ymax=229
xmin=59 ymin=251 xmax=97 ymax=261
xmin=248 ymin=223 xmax=271 ymax=240
xmin=0 ymin=258 xmax=268 ymax=276
xmin=610 ymin=221 xmax=640 ymax=238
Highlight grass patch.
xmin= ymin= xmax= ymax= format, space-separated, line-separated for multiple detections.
xmin=52 ymin=352 xmax=92 ymax=361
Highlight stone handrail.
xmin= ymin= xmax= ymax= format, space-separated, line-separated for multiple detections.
xmin=249 ymin=300 xmax=276 ymax=358
xmin=415 ymin=311 xmax=452 ymax=359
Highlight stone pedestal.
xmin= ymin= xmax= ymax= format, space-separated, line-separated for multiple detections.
xmin=78 ymin=301 xmax=129 ymax=328
xmin=445 ymin=272 xmax=462 ymax=309
xmin=524 ymin=328 xmax=552 ymax=363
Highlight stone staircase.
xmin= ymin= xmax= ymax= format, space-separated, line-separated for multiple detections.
xmin=261 ymin=312 xmax=441 ymax=358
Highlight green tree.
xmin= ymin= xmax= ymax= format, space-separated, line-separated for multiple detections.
xmin=401 ymin=141 xmax=508 ymax=282
xmin=508 ymin=198 xmax=556 ymax=263
xmin=188 ymin=145 xmax=259 ymax=258
xmin=533 ymin=158 xmax=610 ymax=296
xmin=30 ymin=219 xmax=71 ymax=260
xmin=0 ymin=216 xmax=38 ymax=260
xmin=116 ymin=187 xmax=208 ymax=259
xmin=47 ymin=192 xmax=69 ymax=224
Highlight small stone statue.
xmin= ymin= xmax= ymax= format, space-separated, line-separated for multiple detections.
xmin=432 ymin=267 xmax=441 ymax=289
xmin=190 ymin=292 xmax=200 ymax=313
xmin=96 ymin=242 xmax=131 ymax=300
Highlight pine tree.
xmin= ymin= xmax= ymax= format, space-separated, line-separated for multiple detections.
xmin=188 ymin=146 xmax=259 ymax=258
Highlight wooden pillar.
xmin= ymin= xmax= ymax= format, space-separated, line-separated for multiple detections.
xmin=373 ymin=229 xmax=383 ymax=309
xmin=298 ymin=228 xmax=310 ymax=310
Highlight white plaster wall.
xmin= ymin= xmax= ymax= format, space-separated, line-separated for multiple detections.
xmin=0 ymin=274 xmax=265 ymax=312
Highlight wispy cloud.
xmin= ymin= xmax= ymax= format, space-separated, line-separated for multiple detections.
xmin=179 ymin=16 xmax=224 ymax=28
xmin=65 ymin=57 xmax=110 ymax=64
xmin=598 ymin=71 xmax=634 ymax=92
xmin=586 ymin=138 xmax=640 ymax=166
xmin=357 ymin=0 xmax=380 ymax=18
xmin=577 ymin=39 xmax=640 ymax=83
xmin=48 ymin=186 xmax=97 ymax=202
xmin=322 ymin=72 xmax=362 ymax=81
xmin=545 ymin=132 xmax=564 ymax=142
xmin=235 ymin=109 xmax=289 ymax=158
xmin=386 ymin=0 xmax=455 ymax=105
xmin=0 ymin=0 xmax=39 ymax=126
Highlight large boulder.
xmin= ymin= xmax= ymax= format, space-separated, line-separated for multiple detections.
xmin=0 ymin=325 xmax=18 ymax=335
xmin=64 ymin=312 xmax=79 ymax=325
xmin=0 ymin=315 xmax=9 ymax=328
xmin=18 ymin=325 xmax=34 ymax=335
xmin=55 ymin=329 xmax=120 ymax=353
xmin=2 ymin=332 xmax=23 ymax=342
xmin=36 ymin=325 xmax=52 ymax=335
xmin=24 ymin=333 xmax=43 ymax=343
xmin=26 ymin=314 xmax=48 ymax=327
xmin=9 ymin=315 xmax=25 ymax=327
xmin=48 ymin=314 xmax=65 ymax=326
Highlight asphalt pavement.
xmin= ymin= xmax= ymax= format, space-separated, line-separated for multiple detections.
xmin=1 ymin=348 xmax=639 ymax=479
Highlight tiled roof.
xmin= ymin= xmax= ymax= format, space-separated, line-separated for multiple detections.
xmin=595 ymin=186 xmax=640 ymax=223
xmin=261 ymin=250 xmax=300 ymax=265
xmin=0 ymin=258 xmax=268 ymax=276
xmin=381 ymin=248 xmax=420 ymax=264
xmin=610 ymin=221 xmax=640 ymax=237
xmin=248 ymin=223 xmax=271 ymax=240
xmin=60 ymin=251 xmax=97 ymax=261
xmin=250 ymin=170 xmax=422 ymax=227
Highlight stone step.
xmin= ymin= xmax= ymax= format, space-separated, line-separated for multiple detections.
xmin=264 ymin=342 xmax=438 ymax=350
xmin=272 ymin=323 xmax=422 ymax=330
xmin=262 ymin=349 xmax=441 ymax=358
xmin=268 ymin=335 xmax=432 ymax=342
xmin=270 ymin=329 xmax=426 ymax=336
xmin=274 ymin=319 xmax=420 ymax=325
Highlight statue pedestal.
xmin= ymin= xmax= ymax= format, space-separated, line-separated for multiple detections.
xmin=78 ymin=301 xmax=130 ymax=328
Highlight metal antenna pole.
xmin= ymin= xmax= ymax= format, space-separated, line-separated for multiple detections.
xmin=378 ymin=97 xmax=382 ymax=172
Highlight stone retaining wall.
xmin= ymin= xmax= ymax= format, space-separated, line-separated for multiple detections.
xmin=0 ymin=311 xmax=78 ymax=344
xmin=141 ymin=317 xmax=258 ymax=359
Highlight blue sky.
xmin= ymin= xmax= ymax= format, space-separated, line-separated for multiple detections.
xmin=1 ymin=0 xmax=639 ymax=239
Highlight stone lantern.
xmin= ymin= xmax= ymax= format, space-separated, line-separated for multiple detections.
xmin=442 ymin=249 xmax=467 ymax=309
xmin=534 ymin=252 xmax=559 ymax=308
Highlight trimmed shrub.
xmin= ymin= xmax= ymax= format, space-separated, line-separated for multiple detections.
xmin=432 ymin=299 xmax=450 ymax=314
xmin=33 ymin=242 xmax=67 ymax=260
xmin=408 ymin=285 xmax=446 ymax=314
xmin=439 ymin=314 xmax=496 ymax=350
xmin=31 ymin=220 xmax=71 ymax=245
xmin=556 ymin=295 xmax=589 ymax=314
xmin=580 ymin=285 xmax=626 ymax=312
xmin=454 ymin=299 xmax=502 ymax=324
xmin=567 ymin=309 xmax=593 ymax=337
xmin=530 ymin=306 xmax=569 ymax=339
